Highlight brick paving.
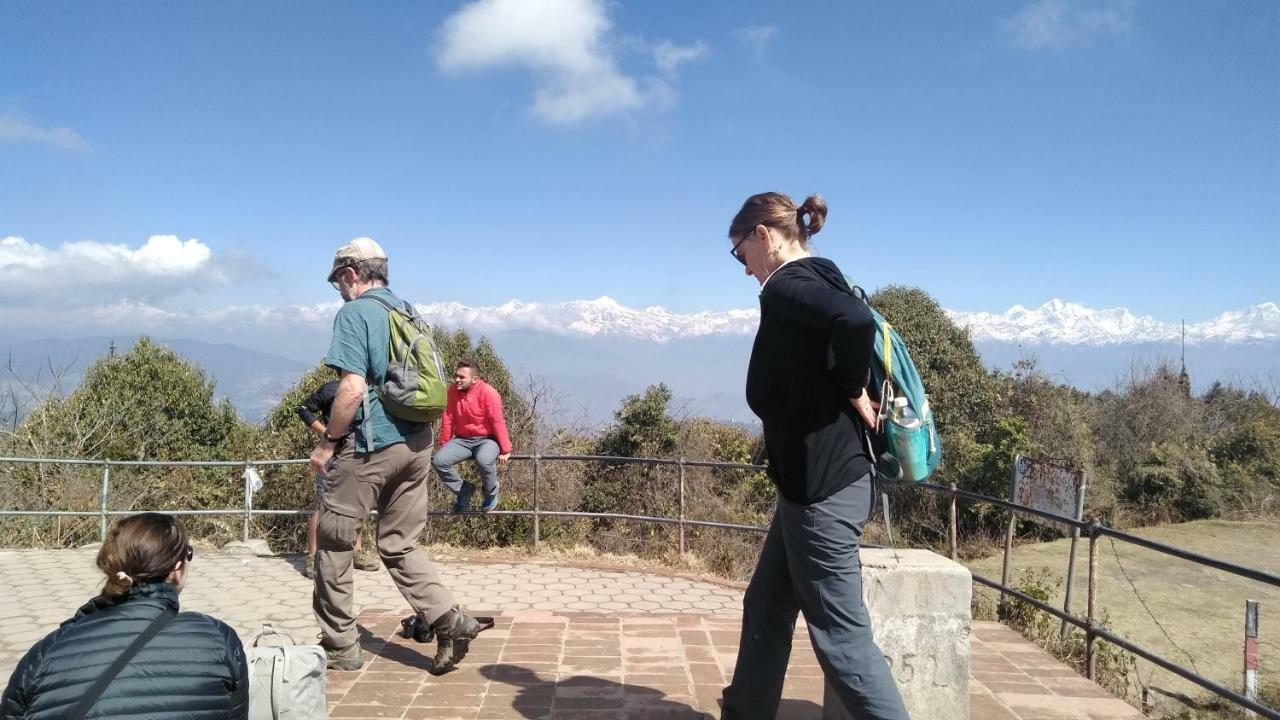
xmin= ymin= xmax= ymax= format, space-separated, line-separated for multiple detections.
xmin=0 ymin=547 xmax=1146 ymax=719
xmin=970 ymin=622 xmax=1143 ymax=720
xmin=330 ymin=609 xmax=819 ymax=719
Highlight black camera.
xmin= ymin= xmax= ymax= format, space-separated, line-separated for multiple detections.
xmin=399 ymin=615 xmax=435 ymax=643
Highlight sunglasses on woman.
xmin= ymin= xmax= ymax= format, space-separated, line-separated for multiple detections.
xmin=729 ymin=232 xmax=752 ymax=266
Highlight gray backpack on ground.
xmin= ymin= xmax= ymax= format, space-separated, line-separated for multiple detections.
xmin=247 ymin=624 xmax=327 ymax=720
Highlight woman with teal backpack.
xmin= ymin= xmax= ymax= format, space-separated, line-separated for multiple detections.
xmin=719 ymin=192 xmax=909 ymax=720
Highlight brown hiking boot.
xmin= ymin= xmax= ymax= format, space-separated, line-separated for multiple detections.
xmin=353 ymin=553 xmax=380 ymax=572
xmin=428 ymin=607 xmax=495 ymax=675
xmin=325 ymin=642 xmax=363 ymax=671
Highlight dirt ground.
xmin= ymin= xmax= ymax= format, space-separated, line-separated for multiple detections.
xmin=967 ymin=519 xmax=1280 ymax=713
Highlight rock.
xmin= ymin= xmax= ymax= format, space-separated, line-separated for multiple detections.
xmin=222 ymin=539 xmax=273 ymax=557
xmin=824 ymin=549 xmax=972 ymax=720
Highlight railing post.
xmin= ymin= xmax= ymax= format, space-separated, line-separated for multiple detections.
xmin=948 ymin=482 xmax=958 ymax=561
xmin=1245 ymin=599 xmax=1260 ymax=718
xmin=99 ymin=463 xmax=110 ymax=541
xmin=532 ymin=454 xmax=541 ymax=548
xmin=1086 ymin=517 xmax=1100 ymax=681
xmin=242 ymin=461 xmax=252 ymax=542
xmin=678 ymin=457 xmax=686 ymax=555
xmin=999 ymin=510 xmax=1017 ymax=617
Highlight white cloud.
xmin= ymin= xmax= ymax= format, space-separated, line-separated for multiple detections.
xmin=0 ymin=110 xmax=90 ymax=151
xmin=653 ymin=40 xmax=707 ymax=76
xmin=1004 ymin=0 xmax=1135 ymax=50
xmin=0 ymin=235 xmax=239 ymax=304
xmin=437 ymin=0 xmax=705 ymax=124
xmin=734 ymin=25 xmax=778 ymax=54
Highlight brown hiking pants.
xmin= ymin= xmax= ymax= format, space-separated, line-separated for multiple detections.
xmin=313 ymin=429 xmax=455 ymax=649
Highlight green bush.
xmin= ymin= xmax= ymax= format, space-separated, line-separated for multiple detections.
xmin=1000 ymin=569 xmax=1138 ymax=703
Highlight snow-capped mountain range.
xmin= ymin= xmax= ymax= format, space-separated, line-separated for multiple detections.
xmin=3 ymin=298 xmax=1274 ymax=425
xmin=415 ymin=296 xmax=1279 ymax=346
xmin=417 ymin=297 xmax=760 ymax=343
xmin=947 ymin=300 xmax=1280 ymax=345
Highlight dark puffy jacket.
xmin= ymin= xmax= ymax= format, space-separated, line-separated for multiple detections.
xmin=1 ymin=582 xmax=248 ymax=719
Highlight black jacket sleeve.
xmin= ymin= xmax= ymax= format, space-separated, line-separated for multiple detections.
xmin=0 ymin=633 xmax=44 ymax=719
xmin=296 ymin=381 xmax=338 ymax=427
xmin=222 ymin=624 xmax=250 ymax=720
xmin=763 ymin=271 xmax=877 ymax=398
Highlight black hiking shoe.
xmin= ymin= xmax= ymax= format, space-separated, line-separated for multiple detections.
xmin=428 ymin=607 xmax=495 ymax=675
xmin=451 ymin=482 xmax=476 ymax=514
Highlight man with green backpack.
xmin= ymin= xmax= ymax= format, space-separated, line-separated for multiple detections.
xmin=309 ymin=238 xmax=492 ymax=676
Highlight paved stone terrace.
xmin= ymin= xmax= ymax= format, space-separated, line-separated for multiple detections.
xmin=0 ymin=547 xmax=1145 ymax=719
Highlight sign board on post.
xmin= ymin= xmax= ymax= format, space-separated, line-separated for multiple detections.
xmin=1009 ymin=456 xmax=1088 ymax=638
xmin=1011 ymin=456 xmax=1087 ymax=532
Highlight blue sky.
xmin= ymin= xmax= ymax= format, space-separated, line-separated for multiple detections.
xmin=1 ymin=0 xmax=1276 ymax=328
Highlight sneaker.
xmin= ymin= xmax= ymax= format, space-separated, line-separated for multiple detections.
xmin=325 ymin=642 xmax=363 ymax=671
xmin=353 ymin=553 xmax=380 ymax=572
xmin=451 ymin=482 xmax=476 ymax=514
xmin=479 ymin=489 xmax=499 ymax=512
xmin=302 ymin=553 xmax=315 ymax=579
xmin=429 ymin=607 xmax=495 ymax=675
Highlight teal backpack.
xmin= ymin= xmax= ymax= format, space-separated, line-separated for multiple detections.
xmin=849 ymin=283 xmax=943 ymax=482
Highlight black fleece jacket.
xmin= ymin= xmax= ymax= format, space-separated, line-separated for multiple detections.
xmin=296 ymin=379 xmax=339 ymax=427
xmin=746 ymin=256 xmax=877 ymax=504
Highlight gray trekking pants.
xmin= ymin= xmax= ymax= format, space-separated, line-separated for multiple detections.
xmin=313 ymin=429 xmax=456 ymax=649
xmin=432 ymin=436 xmax=500 ymax=496
xmin=721 ymin=473 xmax=909 ymax=719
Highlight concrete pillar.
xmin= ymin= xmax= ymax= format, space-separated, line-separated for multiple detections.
xmin=824 ymin=549 xmax=971 ymax=720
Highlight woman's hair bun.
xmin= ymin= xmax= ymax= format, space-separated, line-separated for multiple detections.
xmin=796 ymin=194 xmax=827 ymax=237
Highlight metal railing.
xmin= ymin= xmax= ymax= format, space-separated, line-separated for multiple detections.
xmin=0 ymin=453 xmax=1276 ymax=718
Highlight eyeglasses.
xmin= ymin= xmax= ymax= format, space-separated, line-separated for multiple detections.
xmin=729 ymin=232 xmax=752 ymax=266
xmin=329 ymin=264 xmax=352 ymax=292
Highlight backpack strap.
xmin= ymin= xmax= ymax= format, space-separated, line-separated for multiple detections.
xmin=271 ymin=652 xmax=286 ymax=720
xmin=70 ymin=605 xmax=177 ymax=719
xmin=354 ymin=292 xmax=410 ymax=452
xmin=251 ymin=622 xmax=296 ymax=647
xmin=360 ymin=292 xmax=414 ymax=317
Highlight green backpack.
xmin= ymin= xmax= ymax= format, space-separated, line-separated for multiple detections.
xmin=362 ymin=294 xmax=449 ymax=425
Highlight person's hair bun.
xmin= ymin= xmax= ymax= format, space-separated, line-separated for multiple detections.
xmin=796 ymin=194 xmax=827 ymax=237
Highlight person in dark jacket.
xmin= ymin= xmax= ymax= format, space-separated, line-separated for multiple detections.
xmin=297 ymin=378 xmax=378 ymax=578
xmin=1 ymin=513 xmax=249 ymax=720
xmin=720 ymin=192 xmax=909 ymax=720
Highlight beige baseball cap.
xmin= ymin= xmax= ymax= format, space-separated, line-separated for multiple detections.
xmin=328 ymin=237 xmax=387 ymax=282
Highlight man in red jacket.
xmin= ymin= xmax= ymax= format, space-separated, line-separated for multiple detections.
xmin=433 ymin=359 xmax=512 ymax=513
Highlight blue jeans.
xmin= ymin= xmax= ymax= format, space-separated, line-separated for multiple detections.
xmin=722 ymin=474 xmax=909 ymax=719
xmin=432 ymin=437 xmax=500 ymax=496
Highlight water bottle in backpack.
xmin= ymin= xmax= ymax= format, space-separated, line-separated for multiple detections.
xmin=886 ymin=396 xmax=930 ymax=482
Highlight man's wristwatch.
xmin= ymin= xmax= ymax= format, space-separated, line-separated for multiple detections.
xmin=323 ymin=430 xmax=351 ymax=444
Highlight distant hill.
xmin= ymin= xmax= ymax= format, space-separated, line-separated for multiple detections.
xmin=1 ymin=336 xmax=313 ymax=424
xmin=974 ymin=339 xmax=1280 ymax=393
